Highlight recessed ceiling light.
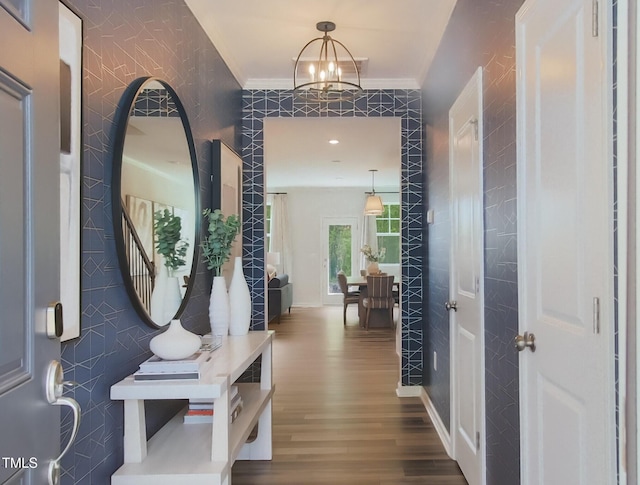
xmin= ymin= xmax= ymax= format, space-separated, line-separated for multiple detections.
xmin=328 ymin=139 xmax=339 ymax=145
xmin=331 ymin=159 xmax=341 ymax=163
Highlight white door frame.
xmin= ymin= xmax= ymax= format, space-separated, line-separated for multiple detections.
xmin=449 ymin=66 xmax=487 ymax=485
xmin=615 ymin=0 xmax=630 ymax=482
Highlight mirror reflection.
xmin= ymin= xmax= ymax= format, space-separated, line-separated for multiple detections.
xmin=114 ymin=78 xmax=199 ymax=328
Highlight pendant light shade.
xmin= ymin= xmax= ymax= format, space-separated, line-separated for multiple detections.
xmin=293 ymin=21 xmax=363 ymax=103
xmin=364 ymin=169 xmax=384 ymax=216
xmin=364 ymin=195 xmax=384 ymax=215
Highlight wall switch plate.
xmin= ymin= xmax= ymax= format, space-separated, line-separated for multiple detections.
xmin=427 ymin=209 xmax=435 ymax=224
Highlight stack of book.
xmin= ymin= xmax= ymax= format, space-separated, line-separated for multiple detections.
xmin=183 ymin=397 xmax=215 ymax=424
xmin=133 ymin=350 xmax=212 ymax=382
xmin=183 ymin=385 xmax=243 ymax=424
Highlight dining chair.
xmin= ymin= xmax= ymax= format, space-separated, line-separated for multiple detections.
xmin=337 ymin=271 xmax=360 ymax=326
xmin=362 ymin=275 xmax=395 ymax=329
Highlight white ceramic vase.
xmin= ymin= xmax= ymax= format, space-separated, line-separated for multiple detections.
xmin=367 ymin=261 xmax=380 ymax=275
xmin=163 ymin=275 xmax=183 ymax=324
xmin=149 ymin=319 xmax=201 ymax=360
xmin=228 ymin=257 xmax=251 ymax=336
xmin=150 ymin=264 xmax=168 ymax=324
xmin=209 ymin=275 xmax=230 ymax=336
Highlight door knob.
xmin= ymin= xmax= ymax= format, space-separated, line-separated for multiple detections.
xmin=45 ymin=360 xmax=81 ymax=485
xmin=445 ymin=300 xmax=457 ymax=312
xmin=515 ymin=331 xmax=536 ymax=352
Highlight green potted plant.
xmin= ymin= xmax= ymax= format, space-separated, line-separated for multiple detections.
xmin=150 ymin=209 xmax=189 ymax=324
xmin=201 ymin=208 xmax=241 ymax=275
xmin=154 ymin=209 xmax=189 ymax=275
xmin=201 ymin=208 xmax=241 ymax=336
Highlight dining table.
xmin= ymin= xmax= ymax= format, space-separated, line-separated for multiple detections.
xmin=346 ymin=276 xmax=400 ymax=328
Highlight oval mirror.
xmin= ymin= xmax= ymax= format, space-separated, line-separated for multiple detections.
xmin=112 ymin=77 xmax=200 ymax=328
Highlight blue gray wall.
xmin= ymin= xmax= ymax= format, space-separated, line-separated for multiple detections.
xmin=421 ymin=1 xmax=525 ymax=484
xmin=59 ymin=1 xmax=242 ymax=483
xmin=241 ymin=90 xmax=425 ymax=384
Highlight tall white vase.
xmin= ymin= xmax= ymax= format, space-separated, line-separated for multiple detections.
xmin=228 ymin=257 xmax=251 ymax=336
xmin=150 ymin=264 xmax=168 ymax=324
xmin=163 ymin=275 xmax=183 ymax=324
xmin=209 ymin=276 xmax=229 ymax=336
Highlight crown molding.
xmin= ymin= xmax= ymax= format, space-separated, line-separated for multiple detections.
xmin=243 ymin=78 xmax=420 ymax=90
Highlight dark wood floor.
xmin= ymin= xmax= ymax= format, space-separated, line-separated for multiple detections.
xmin=232 ymin=306 xmax=467 ymax=485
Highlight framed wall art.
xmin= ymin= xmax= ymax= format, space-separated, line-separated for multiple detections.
xmin=211 ymin=140 xmax=243 ymax=284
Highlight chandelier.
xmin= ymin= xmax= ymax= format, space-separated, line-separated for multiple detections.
xmin=293 ymin=21 xmax=363 ymax=102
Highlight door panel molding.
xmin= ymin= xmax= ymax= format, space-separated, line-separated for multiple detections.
xmin=0 ymin=71 xmax=31 ymax=394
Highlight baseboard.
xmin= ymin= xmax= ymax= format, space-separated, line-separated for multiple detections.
xmin=419 ymin=388 xmax=454 ymax=459
xmin=395 ymin=383 xmax=423 ymax=397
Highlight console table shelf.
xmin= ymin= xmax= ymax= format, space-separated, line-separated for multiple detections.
xmin=110 ymin=331 xmax=274 ymax=485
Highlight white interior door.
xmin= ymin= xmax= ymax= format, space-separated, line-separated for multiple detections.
xmin=0 ymin=1 xmax=64 ymax=483
xmin=516 ymin=0 xmax=614 ymax=483
xmin=449 ymin=67 xmax=485 ymax=485
xmin=322 ymin=217 xmax=358 ymax=305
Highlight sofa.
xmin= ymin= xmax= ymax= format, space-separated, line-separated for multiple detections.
xmin=268 ymin=274 xmax=293 ymax=324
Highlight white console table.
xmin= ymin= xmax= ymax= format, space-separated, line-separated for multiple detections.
xmin=110 ymin=331 xmax=274 ymax=485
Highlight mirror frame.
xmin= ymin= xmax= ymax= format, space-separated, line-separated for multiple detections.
xmin=112 ymin=76 xmax=201 ymax=329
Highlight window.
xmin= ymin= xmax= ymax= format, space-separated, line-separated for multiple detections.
xmin=376 ymin=203 xmax=400 ymax=264
xmin=265 ymin=203 xmax=272 ymax=250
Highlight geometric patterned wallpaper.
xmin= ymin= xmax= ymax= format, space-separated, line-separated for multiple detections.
xmin=132 ymin=88 xmax=179 ymax=117
xmin=241 ymin=89 xmax=425 ymax=385
xmin=59 ymin=1 xmax=241 ymax=483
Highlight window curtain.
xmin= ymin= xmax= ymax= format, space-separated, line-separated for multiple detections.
xmin=360 ymin=197 xmax=379 ymax=270
xmin=269 ymin=194 xmax=293 ymax=280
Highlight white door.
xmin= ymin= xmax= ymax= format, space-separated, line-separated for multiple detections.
xmin=0 ymin=0 xmax=64 ymax=483
xmin=449 ymin=67 xmax=485 ymax=485
xmin=516 ymin=0 xmax=614 ymax=484
xmin=322 ymin=218 xmax=358 ymax=305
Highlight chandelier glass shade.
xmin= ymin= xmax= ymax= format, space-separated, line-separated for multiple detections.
xmin=293 ymin=21 xmax=363 ymax=103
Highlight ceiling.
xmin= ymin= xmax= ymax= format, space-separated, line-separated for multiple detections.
xmin=264 ymin=118 xmax=401 ymax=190
xmin=124 ymin=117 xmax=192 ymax=183
xmin=184 ymin=0 xmax=458 ymax=188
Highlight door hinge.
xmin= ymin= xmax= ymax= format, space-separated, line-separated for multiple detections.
xmin=475 ymin=277 xmax=480 ymax=294
xmin=593 ymin=297 xmax=600 ymax=334
xmin=476 ymin=431 xmax=480 ymax=450
xmin=592 ymin=0 xmax=599 ymax=37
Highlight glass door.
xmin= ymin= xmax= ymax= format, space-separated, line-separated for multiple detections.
xmin=322 ymin=217 xmax=359 ymax=305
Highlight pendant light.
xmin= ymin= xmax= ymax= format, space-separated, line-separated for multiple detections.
xmin=293 ymin=21 xmax=363 ymax=103
xmin=364 ymin=169 xmax=384 ymax=216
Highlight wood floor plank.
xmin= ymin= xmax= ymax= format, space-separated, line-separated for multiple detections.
xmin=231 ymin=306 xmax=467 ymax=484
